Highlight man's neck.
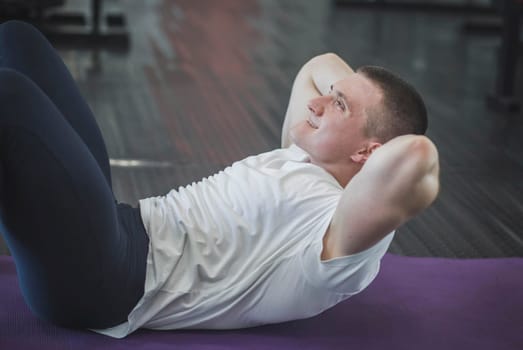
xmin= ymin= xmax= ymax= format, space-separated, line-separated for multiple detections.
xmin=312 ymin=160 xmax=361 ymax=188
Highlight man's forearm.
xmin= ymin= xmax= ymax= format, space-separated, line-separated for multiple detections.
xmin=281 ymin=53 xmax=354 ymax=147
xmin=325 ymin=135 xmax=440 ymax=258
xmin=363 ymin=135 xmax=440 ymax=217
xmin=309 ymin=53 xmax=354 ymax=95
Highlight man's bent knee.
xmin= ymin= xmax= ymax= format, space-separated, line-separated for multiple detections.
xmin=0 ymin=20 xmax=41 ymax=40
xmin=0 ymin=68 xmax=40 ymax=101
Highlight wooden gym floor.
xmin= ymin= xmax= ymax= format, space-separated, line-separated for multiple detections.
xmin=0 ymin=0 xmax=522 ymax=257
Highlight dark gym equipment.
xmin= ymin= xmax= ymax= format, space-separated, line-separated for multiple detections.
xmin=335 ymin=0 xmax=522 ymax=113
xmin=486 ymin=0 xmax=522 ymax=112
xmin=0 ymin=0 xmax=129 ymax=50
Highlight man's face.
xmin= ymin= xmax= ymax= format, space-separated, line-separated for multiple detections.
xmin=290 ymin=73 xmax=382 ymax=167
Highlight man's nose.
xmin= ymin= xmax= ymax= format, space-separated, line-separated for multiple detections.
xmin=307 ymin=97 xmax=327 ymax=116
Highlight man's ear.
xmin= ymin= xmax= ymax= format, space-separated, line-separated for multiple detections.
xmin=350 ymin=142 xmax=382 ymax=164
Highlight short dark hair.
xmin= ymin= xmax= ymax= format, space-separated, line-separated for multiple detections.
xmin=356 ymin=66 xmax=427 ymax=143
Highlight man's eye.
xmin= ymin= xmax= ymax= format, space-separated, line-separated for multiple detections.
xmin=335 ymin=99 xmax=344 ymax=110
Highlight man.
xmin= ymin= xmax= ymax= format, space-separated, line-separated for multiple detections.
xmin=0 ymin=20 xmax=439 ymax=338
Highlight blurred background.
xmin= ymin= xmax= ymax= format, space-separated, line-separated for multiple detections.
xmin=0 ymin=0 xmax=522 ymax=258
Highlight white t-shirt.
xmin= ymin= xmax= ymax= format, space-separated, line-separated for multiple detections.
xmin=94 ymin=145 xmax=394 ymax=338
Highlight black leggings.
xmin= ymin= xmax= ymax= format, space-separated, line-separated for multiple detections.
xmin=0 ymin=20 xmax=149 ymax=329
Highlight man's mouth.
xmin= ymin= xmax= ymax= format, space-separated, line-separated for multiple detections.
xmin=307 ymin=118 xmax=319 ymax=129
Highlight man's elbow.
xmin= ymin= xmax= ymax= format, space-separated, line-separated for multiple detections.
xmin=310 ymin=52 xmax=341 ymax=64
xmin=406 ymin=136 xmax=439 ymax=176
xmin=404 ymin=136 xmax=440 ymax=217
xmin=416 ymin=170 xmax=440 ymax=215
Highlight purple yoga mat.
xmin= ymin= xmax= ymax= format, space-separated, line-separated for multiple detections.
xmin=1 ymin=254 xmax=522 ymax=350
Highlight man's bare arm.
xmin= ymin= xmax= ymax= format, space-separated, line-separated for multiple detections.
xmin=322 ymin=135 xmax=440 ymax=259
xmin=281 ymin=53 xmax=354 ymax=148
